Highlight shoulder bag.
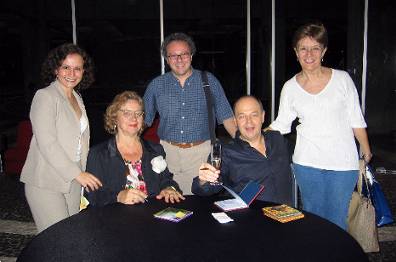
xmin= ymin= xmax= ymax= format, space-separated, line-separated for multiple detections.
xmin=365 ymin=165 xmax=394 ymax=227
xmin=347 ymin=159 xmax=379 ymax=253
xmin=201 ymin=71 xmax=216 ymax=145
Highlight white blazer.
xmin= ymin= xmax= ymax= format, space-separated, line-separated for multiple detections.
xmin=20 ymin=80 xmax=90 ymax=193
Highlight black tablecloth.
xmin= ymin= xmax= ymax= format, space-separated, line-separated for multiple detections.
xmin=18 ymin=196 xmax=367 ymax=262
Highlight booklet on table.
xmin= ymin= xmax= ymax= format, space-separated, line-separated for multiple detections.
xmin=214 ymin=181 xmax=264 ymax=211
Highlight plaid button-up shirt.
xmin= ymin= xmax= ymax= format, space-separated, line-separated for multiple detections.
xmin=143 ymin=69 xmax=233 ymax=143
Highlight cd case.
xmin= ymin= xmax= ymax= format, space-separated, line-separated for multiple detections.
xmin=262 ymin=204 xmax=304 ymax=223
xmin=154 ymin=207 xmax=193 ymax=223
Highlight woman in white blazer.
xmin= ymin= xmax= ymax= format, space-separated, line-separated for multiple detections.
xmin=20 ymin=43 xmax=102 ymax=233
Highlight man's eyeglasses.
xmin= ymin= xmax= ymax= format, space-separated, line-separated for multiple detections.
xmin=119 ymin=109 xmax=144 ymax=119
xmin=167 ymin=52 xmax=191 ymax=62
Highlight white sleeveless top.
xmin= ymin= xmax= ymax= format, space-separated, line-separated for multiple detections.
xmin=75 ymin=115 xmax=88 ymax=162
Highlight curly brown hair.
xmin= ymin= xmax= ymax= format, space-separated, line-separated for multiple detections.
xmin=41 ymin=43 xmax=95 ymax=90
xmin=104 ymin=91 xmax=145 ymax=135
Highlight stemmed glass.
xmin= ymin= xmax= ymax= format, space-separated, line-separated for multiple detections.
xmin=210 ymin=141 xmax=222 ymax=185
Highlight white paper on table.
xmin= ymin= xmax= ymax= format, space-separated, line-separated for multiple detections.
xmin=212 ymin=212 xmax=234 ymax=223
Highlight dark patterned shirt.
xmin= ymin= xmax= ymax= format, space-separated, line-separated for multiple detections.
xmin=192 ymin=131 xmax=293 ymax=205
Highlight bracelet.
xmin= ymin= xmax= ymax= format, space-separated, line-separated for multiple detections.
xmin=169 ymin=186 xmax=178 ymax=192
xmin=361 ymin=153 xmax=373 ymax=162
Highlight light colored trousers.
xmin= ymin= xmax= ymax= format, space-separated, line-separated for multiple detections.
xmin=25 ymin=180 xmax=81 ymax=233
xmin=160 ymin=140 xmax=211 ymax=195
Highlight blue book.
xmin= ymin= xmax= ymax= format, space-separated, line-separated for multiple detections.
xmin=214 ymin=181 xmax=264 ymax=211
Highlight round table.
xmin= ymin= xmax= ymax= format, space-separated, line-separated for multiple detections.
xmin=18 ymin=195 xmax=368 ymax=262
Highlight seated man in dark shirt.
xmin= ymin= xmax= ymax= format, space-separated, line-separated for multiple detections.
xmin=191 ymin=95 xmax=293 ymax=205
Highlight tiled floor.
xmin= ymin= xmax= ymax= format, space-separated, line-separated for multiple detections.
xmin=0 ymin=135 xmax=395 ymax=261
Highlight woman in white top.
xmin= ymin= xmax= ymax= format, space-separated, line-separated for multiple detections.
xmin=21 ymin=44 xmax=102 ymax=233
xmin=270 ymin=22 xmax=372 ymax=230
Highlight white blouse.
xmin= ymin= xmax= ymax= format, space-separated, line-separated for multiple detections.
xmin=75 ymin=115 xmax=88 ymax=162
xmin=270 ymin=69 xmax=367 ymax=171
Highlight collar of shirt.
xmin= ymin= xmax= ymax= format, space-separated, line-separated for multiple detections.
xmin=234 ymin=130 xmax=276 ymax=158
xmin=107 ymin=136 xmax=157 ymax=160
xmin=167 ymin=67 xmax=198 ymax=88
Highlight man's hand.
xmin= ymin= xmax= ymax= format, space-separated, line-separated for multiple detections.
xmin=198 ymin=163 xmax=220 ymax=184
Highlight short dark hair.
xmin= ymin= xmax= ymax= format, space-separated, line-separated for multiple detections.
xmin=41 ymin=43 xmax=95 ymax=90
xmin=292 ymin=22 xmax=328 ymax=49
xmin=161 ymin=32 xmax=196 ymax=58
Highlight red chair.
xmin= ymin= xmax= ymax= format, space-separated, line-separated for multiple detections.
xmin=143 ymin=118 xmax=160 ymax=143
xmin=4 ymin=120 xmax=33 ymax=175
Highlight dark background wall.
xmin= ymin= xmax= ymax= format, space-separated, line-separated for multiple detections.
xmin=366 ymin=0 xmax=396 ymax=135
xmin=0 ymin=0 xmax=395 ymax=146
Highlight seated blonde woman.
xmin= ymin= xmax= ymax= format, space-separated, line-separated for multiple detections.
xmin=85 ymin=91 xmax=184 ymax=207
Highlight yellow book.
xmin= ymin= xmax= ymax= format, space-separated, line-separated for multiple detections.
xmin=262 ymin=204 xmax=304 ymax=223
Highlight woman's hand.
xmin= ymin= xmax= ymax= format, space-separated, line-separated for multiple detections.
xmin=75 ymin=172 xmax=102 ymax=192
xmin=362 ymin=152 xmax=373 ymax=163
xmin=117 ymin=188 xmax=148 ymax=205
xmin=263 ymin=126 xmax=272 ymax=132
xmin=156 ymin=187 xmax=185 ymax=203
xmin=198 ymin=163 xmax=220 ymax=184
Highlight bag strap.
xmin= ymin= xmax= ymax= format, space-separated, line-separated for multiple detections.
xmin=357 ymin=159 xmax=364 ymax=194
xmin=358 ymin=159 xmax=372 ymax=203
xmin=201 ymin=71 xmax=216 ymax=145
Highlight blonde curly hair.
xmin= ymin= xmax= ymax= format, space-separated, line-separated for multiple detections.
xmin=104 ymin=91 xmax=145 ymax=135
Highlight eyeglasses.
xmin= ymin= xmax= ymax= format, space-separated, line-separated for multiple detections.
xmin=296 ymin=46 xmax=323 ymax=55
xmin=118 ymin=109 xmax=144 ymax=119
xmin=167 ymin=52 xmax=191 ymax=62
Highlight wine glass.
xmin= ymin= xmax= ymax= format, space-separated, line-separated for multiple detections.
xmin=210 ymin=141 xmax=222 ymax=185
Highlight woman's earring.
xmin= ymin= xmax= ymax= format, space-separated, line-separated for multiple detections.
xmin=113 ymin=124 xmax=117 ymax=132
xmin=321 ymin=57 xmax=324 ymax=62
